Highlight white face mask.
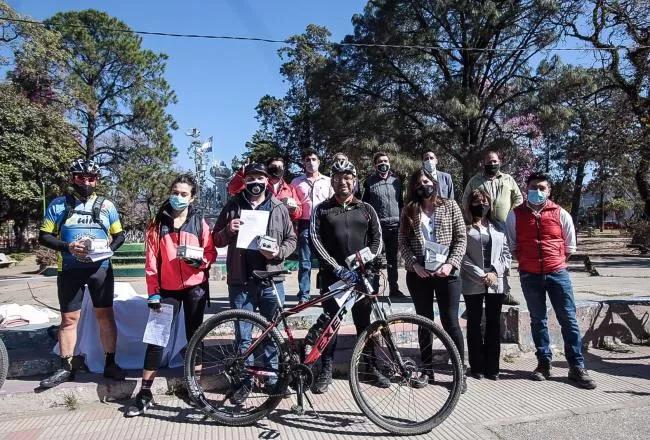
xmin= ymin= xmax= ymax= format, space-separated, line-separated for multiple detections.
xmin=423 ymin=159 xmax=437 ymax=174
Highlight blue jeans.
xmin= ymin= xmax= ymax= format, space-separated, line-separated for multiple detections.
xmin=229 ymin=281 xmax=286 ymax=384
xmin=519 ymin=269 xmax=584 ymax=368
xmin=297 ymin=222 xmax=312 ymax=301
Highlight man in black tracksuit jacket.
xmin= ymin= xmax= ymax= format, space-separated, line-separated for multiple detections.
xmin=309 ymin=159 xmax=390 ymax=394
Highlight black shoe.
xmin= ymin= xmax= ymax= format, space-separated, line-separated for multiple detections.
xmin=312 ymin=363 xmax=333 ymax=394
xmin=229 ymin=383 xmax=251 ymax=405
xmin=71 ymin=355 xmax=88 ymax=372
xmin=485 ymin=373 xmax=500 ymax=381
xmin=531 ymin=359 xmax=552 ymax=381
xmin=297 ymin=298 xmax=309 ymax=305
xmin=104 ymin=363 xmax=126 ymax=381
xmin=125 ymin=390 xmax=154 ymax=417
xmin=467 ymin=367 xmax=483 ymax=380
xmin=503 ymin=293 xmax=520 ymax=306
xmin=39 ymin=368 xmax=75 ymax=388
xmin=366 ymin=364 xmax=391 ymax=388
xmin=568 ymin=367 xmax=596 ymax=389
xmin=389 ymin=287 xmax=406 ymax=298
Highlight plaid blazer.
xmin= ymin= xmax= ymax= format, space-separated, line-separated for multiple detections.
xmin=398 ymin=198 xmax=467 ymax=271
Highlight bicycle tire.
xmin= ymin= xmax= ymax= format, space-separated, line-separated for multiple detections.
xmin=184 ymin=309 xmax=290 ymax=426
xmin=0 ymin=337 xmax=7 ymax=390
xmin=349 ymin=313 xmax=463 ymax=435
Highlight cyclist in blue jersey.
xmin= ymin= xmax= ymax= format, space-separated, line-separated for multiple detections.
xmin=38 ymin=159 xmax=126 ymax=388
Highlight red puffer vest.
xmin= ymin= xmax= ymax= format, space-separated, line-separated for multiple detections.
xmin=514 ymin=200 xmax=565 ymax=274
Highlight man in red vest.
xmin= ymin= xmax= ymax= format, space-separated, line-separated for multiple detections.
xmin=505 ymin=172 xmax=596 ymax=389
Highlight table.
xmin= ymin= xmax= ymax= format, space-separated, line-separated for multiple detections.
xmin=54 ymin=282 xmax=186 ymax=373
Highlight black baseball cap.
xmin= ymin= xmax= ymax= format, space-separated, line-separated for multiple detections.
xmin=244 ymin=163 xmax=269 ymax=177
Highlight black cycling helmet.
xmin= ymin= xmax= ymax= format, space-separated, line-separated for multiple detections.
xmin=331 ymin=159 xmax=357 ymax=177
xmin=69 ymin=158 xmax=100 ymax=175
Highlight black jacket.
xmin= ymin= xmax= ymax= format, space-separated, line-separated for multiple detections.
xmin=310 ymin=196 xmax=383 ymax=287
xmin=362 ymin=172 xmax=403 ymax=228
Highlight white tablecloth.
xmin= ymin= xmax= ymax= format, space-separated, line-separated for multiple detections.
xmin=54 ymin=282 xmax=186 ymax=373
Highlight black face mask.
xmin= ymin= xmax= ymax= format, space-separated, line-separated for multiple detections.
xmin=470 ymin=204 xmax=490 ymax=218
xmin=484 ymin=164 xmax=500 ymax=176
xmin=377 ymin=163 xmax=390 ymax=174
xmin=73 ymin=183 xmax=94 ymax=198
xmin=267 ymin=165 xmax=284 ymax=179
xmin=245 ymin=181 xmax=265 ymax=196
xmin=416 ymin=184 xmax=435 ymax=199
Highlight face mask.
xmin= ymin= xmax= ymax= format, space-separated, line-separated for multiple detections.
xmin=423 ymin=159 xmax=437 ymax=174
xmin=246 ymin=181 xmax=266 ymax=196
xmin=527 ymin=189 xmax=548 ymax=205
xmin=470 ymin=204 xmax=490 ymax=218
xmin=484 ymin=164 xmax=500 ymax=176
xmin=416 ymin=184 xmax=435 ymax=199
xmin=73 ymin=183 xmax=94 ymax=198
xmin=377 ymin=163 xmax=390 ymax=174
xmin=267 ymin=165 xmax=284 ymax=179
xmin=169 ymin=194 xmax=190 ymax=211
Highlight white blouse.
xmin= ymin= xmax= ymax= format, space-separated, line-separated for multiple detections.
xmin=420 ymin=209 xmax=437 ymax=243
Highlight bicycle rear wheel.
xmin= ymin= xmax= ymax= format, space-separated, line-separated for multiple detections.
xmin=184 ymin=309 xmax=290 ymax=426
xmin=0 ymin=338 xmax=7 ymax=390
xmin=349 ymin=313 xmax=463 ymax=435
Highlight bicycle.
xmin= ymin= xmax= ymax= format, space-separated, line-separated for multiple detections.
xmin=0 ymin=336 xmax=7 ymax=390
xmin=183 ymin=258 xmax=463 ymax=435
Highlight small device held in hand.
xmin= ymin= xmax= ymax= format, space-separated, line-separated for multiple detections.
xmin=345 ymin=247 xmax=374 ymax=270
xmin=176 ymin=245 xmax=204 ymax=260
xmin=257 ymin=235 xmax=278 ymax=252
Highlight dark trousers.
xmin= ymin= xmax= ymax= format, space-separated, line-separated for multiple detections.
xmin=381 ymin=225 xmax=399 ymax=289
xmin=464 ymin=293 xmax=504 ymax=376
xmin=143 ymin=283 xmax=208 ymax=371
xmin=406 ymin=271 xmax=464 ymax=366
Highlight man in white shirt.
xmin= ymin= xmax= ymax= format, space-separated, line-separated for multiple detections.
xmin=291 ymin=149 xmax=333 ymax=304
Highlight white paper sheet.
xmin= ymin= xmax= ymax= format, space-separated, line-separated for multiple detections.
xmin=329 ymin=281 xmax=351 ymax=306
xmin=87 ymin=250 xmax=114 ymax=262
xmin=236 ymin=210 xmax=270 ymax=250
xmin=143 ymin=303 xmax=174 ymax=347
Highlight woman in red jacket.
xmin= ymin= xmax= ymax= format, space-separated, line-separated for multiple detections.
xmin=127 ymin=174 xmax=217 ymax=417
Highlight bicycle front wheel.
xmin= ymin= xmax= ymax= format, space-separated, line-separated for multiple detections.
xmin=0 ymin=338 xmax=7 ymax=390
xmin=184 ymin=309 xmax=290 ymax=426
xmin=349 ymin=313 xmax=463 ymax=435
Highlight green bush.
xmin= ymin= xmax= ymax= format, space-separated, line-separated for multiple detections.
xmin=628 ymin=220 xmax=650 ymax=247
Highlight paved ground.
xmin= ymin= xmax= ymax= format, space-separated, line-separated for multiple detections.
xmin=0 ymin=347 xmax=648 ymax=440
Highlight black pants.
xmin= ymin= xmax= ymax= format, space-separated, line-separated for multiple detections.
xmin=381 ymin=225 xmax=399 ymax=289
xmin=319 ymin=276 xmax=374 ymax=361
xmin=406 ymin=271 xmax=464 ymax=366
xmin=464 ymin=293 xmax=504 ymax=376
xmin=143 ymin=283 xmax=208 ymax=371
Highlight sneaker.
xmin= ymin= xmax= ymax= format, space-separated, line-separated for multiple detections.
xmin=229 ymin=383 xmax=251 ymax=405
xmin=389 ymin=287 xmax=407 ymax=298
xmin=71 ymin=355 xmax=89 ymax=372
xmin=366 ymin=364 xmax=391 ymax=388
xmin=297 ymin=298 xmax=309 ymax=306
xmin=104 ymin=363 xmax=126 ymax=381
xmin=409 ymin=371 xmax=435 ymax=389
xmin=531 ymin=359 xmax=552 ymax=381
xmin=502 ymin=292 xmax=520 ymax=306
xmin=568 ymin=367 xmax=597 ymax=389
xmin=312 ymin=363 xmax=333 ymax=394
xmin=125 ymin=390 xmax=154 ymax=417
xmin=39 ymin=368 xmax=74 ymax=389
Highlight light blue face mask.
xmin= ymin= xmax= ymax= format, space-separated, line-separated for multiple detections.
xmin=527 ymin=189 xmax=548 ymax=205
xmin=169 ymin=194 xmax=190 ymax=211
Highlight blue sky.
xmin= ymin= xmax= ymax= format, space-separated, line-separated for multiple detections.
xmin=8 ymin=0 xmax=367 ymax=171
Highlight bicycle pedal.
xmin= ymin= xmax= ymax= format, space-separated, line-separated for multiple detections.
xmin=290 ymin=404 xmax=305 ymax=416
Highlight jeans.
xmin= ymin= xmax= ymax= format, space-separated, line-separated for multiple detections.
xmin=406 ymin=271 xmax=464 ymax=367
xmin=229 ymin=281 xmax=286 ymax=383
xmin=381 ymin=225 xmax=399 ymax=289
xmin=464 ymin=293 xmax=504 ymax=376
xmin=519 ymin=269 xmax=584 ymax=368
xmin=297 ymin=221 xmax=312 ymax=302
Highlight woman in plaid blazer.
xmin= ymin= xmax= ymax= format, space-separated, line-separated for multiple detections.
xmin=398 ymin=169 xmax=467 ymax=392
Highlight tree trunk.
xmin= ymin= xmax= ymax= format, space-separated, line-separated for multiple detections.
xmin=86 ymin=113 xmax=96 ymax=159
xmin=570 ymin=160 xmax=587 ymax=225
xmin=12 ymin=219 xmax=26 ymax=251
xmin=635 ymin=157 xmax=650 ymax=218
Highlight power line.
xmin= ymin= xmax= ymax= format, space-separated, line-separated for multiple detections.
xmin=1 ymin=15 xmax=644 ymax=53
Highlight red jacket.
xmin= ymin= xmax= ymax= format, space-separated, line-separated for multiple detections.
xmin=514 ymin=200 xmax=566 ymax=274
xmin=145 ymin=206 xmax=217 ymax=295
xmin=227 ymin=170 xmax=303 ymax=221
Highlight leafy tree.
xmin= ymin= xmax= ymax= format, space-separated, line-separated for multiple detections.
xmin=34 ymin=9 xmax=178 ymax=164
xmin=0 ymin=83 xmax=78 ymax=248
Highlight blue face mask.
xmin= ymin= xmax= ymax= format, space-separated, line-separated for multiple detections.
xmin=527 ymin=189 xmax=547 ymax=205
xmin=169 ymin=194 xmax=190 ymax=211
